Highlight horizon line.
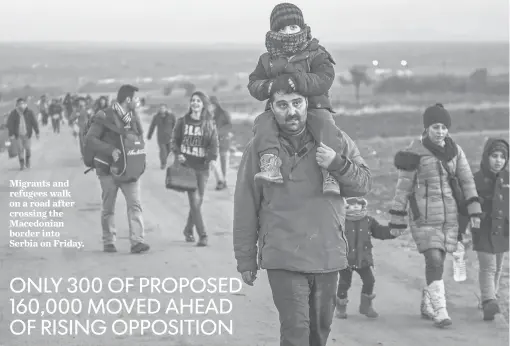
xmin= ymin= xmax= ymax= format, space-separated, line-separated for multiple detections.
xmin=0 ymin=39 xmax=507 ymax=45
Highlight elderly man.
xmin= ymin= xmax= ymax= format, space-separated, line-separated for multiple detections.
xmin=233 ymin=79 xmax=372 ymax=346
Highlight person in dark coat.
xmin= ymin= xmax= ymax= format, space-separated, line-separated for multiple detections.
xmin=335 ymin=197 xmax=396 ymax=319
xmin=147 ymin=103 xmax=176 ymax=169
xmin=48 ymin=99 xmax=63 ymax=134
xmin=7 ymin=98 xmax=39 ymax=170
xmin=460 ymin=138 xmax=509 ymax=321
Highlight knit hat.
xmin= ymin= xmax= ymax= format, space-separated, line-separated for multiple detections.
xmin=489 ymin=140 xmax=509 ymax=160
xmin=270 ymin=3 xmax=305 ymax=32
xmin=423 ymin=103 xmax=451 ymax=129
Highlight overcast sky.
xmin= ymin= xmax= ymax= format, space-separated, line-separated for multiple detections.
xmin=0 ymin=0 xmax=507 ymax=43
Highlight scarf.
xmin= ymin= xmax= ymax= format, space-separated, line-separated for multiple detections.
xmin=112 ymin=101 xmax=132 ymax=125
xmin=265 ymin=25 xmax=312 ymax=58
xmin=422 ymin=134 xmax=458 ymax=163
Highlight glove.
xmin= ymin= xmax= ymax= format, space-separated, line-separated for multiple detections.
xmin=269 ymin=74 xmax=296 ymax=95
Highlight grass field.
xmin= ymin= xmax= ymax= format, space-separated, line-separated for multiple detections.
xmin=230 ymin=107 xmax=510 ymax=150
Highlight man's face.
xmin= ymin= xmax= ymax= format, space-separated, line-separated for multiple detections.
xmin=78 ymin=100 xmax=86 ymax=109
xmin=270 ymin=92 xmax=307 ymax=134
xmin=127 ymin=95 xmax=140 ymax=111
xmin=159 ymin=105 xmax=167 ymax=113
xmin=16 ymin=101 xmax=27 ymax=111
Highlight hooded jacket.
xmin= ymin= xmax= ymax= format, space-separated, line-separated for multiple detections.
xmin=248 ymin=38 xmax=335 ymax=111
xmin=389 ymin=136 xmax=482 ymax=253
xmin=344 ymin=198 xmax=395 ymax=268
xmin=460 ymin=138 xmax=509 ymax=253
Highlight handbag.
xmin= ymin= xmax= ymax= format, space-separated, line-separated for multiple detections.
xmin=165 ymin=160 xmax=198 ymax=192
xmin=7 ymin=138 xmax=20 ymax=159
xmin=439 ymin=159 xmax=467 ymax=216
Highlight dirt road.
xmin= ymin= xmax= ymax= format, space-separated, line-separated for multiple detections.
xmin=0 ymin=124 xmax=508 ymax=346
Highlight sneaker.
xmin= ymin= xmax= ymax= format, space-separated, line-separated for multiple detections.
xmin=103 ymin=244 xmax=117 ymax=253
xmin=183 ymin=230 xmax=195 ymax=243
xmin=196 ymin=236 xmax=208 ymax=247
xmin=130 ymin=242 xmax=150 ymax=254
xmin=215 ymin=181 xmax=227 ymax=190
xmin=254 ymin=154 xmax=284 ymax=184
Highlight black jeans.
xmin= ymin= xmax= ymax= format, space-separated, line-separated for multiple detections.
xmin=337 ymin=266 xmax=375 ymax=299
xmin=267 ymin=269 xmax=338 ymax=346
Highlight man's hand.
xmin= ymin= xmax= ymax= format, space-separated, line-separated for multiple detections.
xmin=241 ymin=270 xmax=257 ymax=286
xmin=112 ymin=149 xmax=121 ymax=162
xmin=177 ymin=154 xmax=186 ymax=163
xmin=316 ymin=142 xmax=337 ymax=169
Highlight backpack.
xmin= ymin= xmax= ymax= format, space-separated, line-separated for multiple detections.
xmin=108 ymin=111 xmax=146 ymax=183
xmin=82 ymin=113 xmax=99 ymax=170
xmin=82 ymin=109 xmax=146 ymax=183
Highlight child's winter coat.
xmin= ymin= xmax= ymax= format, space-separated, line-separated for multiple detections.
xmin=248 ymin=38 xmax=335 ymax=111
xmin=344 ymin=198 xmax=396 ymax=268
xmin=460 ymin=138 xmax=509 ymax=254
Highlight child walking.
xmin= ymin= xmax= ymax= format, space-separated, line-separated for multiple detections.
xmin=248 ymin=2 xmax=345 ymax=195
xmin=460 ymin=138 xmax=509 ymax=321
xmin=336 ymin=197 xmax=397 ymax=319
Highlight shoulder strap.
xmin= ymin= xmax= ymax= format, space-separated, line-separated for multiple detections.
xmin=93 ymin=109 xmax=125 ymax=135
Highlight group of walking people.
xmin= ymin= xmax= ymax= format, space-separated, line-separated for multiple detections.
xmin=4 ymin=2 xmax=507 ymax=345
xmin=231 ymin=2 xmax=508 ymax=346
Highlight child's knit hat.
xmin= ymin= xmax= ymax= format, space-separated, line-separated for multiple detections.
xmin=422 ymin=103 xmax=451 ymax=129
xmin=270 ymin=3 xmax=305 ymax=32
xmin=489 ymin=140 xmax=509 ymax=160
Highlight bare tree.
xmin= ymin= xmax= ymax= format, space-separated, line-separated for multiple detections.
xmin=338 ymin=65 xmax=372 ymax=104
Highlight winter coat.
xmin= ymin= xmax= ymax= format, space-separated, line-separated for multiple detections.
xmin=344 ymin=216 xmax=395 ymax=268
xmin=7 ymin=109 xmax=39 ymax=139
xmin=147 ymin=111 xmax=176 ymax=145
xmin=460 ymin=138 xmax=509 ymax=254
xmin=248 ymin=38 xmax=335 ymax=111
xmin=233 ymin=129 xmax=372 ymax=274
xmin=389 ymin=137 xmax=482 ymax=253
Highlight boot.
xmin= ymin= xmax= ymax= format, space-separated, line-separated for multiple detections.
xmin=428 ymin=280 xmax=452 ymax=328
xmin=420 ymin=287 xmax=436 ymax=320
xmin=25 ymin=155 xmax=31 ymax=169
xmin=323 ymin=172 xmax=341 ymax=195
xmin=482 ymin=299 xmax=500 ymax=321
xmin=335 ymin=297 xmax=348 ymax=319
xmin=19 ymin=158 xmax=25 ymax=171
xmin=254 ymin=154 xmax=284 ymax=184
xmin=359 ymin=293 xmax=379 ymax=318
